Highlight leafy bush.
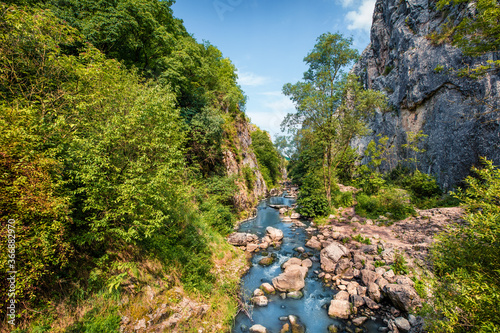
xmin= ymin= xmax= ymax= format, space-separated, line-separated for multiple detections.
xmin=296 ymin=170 xmax=330 ymax=217
xmin=332 ymin=191 xmax=354 ymax=208
xmin=430 ymin=158 xmax=500 ymax=332
xmin=242 ymin=165 xmax=256 ymax=191
xmin=401 ymin=169 xmax=442 ymax=199
xmin=355 ymin=165 xmax=386 ymax=195
xmin=356 ymin=188 xmax=415 ymax=220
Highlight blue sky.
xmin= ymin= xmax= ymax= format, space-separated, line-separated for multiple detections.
xmin=172 ymin=0 xmax=376 ymax=139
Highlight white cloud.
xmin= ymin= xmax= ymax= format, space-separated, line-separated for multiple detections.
xmin=264 ymin=97 xmax=295 ymax=114
xmin=246 ymin=95 xmax=296 ymax=137
xmin=346 ymin=0 xmax=376 ymax=31
xmin=338 ymin=0 xmax=355 ymax=8
xmin=237 ymin=71 xmax=269 ymax=86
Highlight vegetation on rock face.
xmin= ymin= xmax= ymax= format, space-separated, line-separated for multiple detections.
xmin=251 ymin=128 xmax=282 ymax=188
xmin=433 ymin=0 xmax=500 ymax=56
xmin=0 ymin=1 xmax=267 ymax=330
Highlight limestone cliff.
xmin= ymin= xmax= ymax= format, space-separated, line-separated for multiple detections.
xmin=223 ymin=117 xmax=268 ymax=211
xmin=352 ymin=0 xmax=500 ymax=189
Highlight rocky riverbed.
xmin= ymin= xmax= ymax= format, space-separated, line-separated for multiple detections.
xmin=229 ymin=190 xmax=464 ymax=333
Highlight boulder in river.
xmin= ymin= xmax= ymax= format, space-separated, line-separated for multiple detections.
xmin=266 ymin=226 xmax=284 ymax=242
xmin=250 ymin=324 xmax=267 ymax=333
xmin=260 ymin=283 xmax=275 ymax=294
xmin=251 ymin=296 xmax=268 ymax=307
xmin=272 ymin=264 xmax=308 ymax=292
xmin=259 ymin=257 xmax=274 ymax=266
xmin=305 ymin=237 xmax=322 ymax=250
xmin=328 ymin=299 xmax=351 ymax=319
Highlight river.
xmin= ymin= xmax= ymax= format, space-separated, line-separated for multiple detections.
xmin=231 ymin=195 xmax=384 ymax=333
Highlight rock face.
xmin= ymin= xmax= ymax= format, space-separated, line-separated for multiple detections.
xmin=352 ymin=0 xmax=500 ymax=190
xmin=223 ymin=119 xmax=268 ymax=210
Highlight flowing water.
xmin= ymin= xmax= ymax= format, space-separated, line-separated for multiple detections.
xmin=232 ymin=196 xmax=383 ymax=333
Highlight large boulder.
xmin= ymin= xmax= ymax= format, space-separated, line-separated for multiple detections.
xmin=272 ymin=265 xmax=308 ymax=292
xmin=266 ymin=226 xmax=284 ymax=242
xmin=227 ymin=232 xmax=258 ymax=246
xmin=320 ymin=242 xmax=348 ymax=272
xmin=328 ymin=300 xmax=352 ymax=319
xmin=360 ymin=269 xmax=379 ymax=286
xmin=305 ymin=237 xmax=322 ymax=250
xmin=384 ymin=284 xmax=422 ymax=312
xmin=282 ymin=258 xmax=302 ymax=270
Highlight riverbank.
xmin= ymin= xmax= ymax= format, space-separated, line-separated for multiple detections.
xmin=228 ymin=184 xmax=465 ymax=333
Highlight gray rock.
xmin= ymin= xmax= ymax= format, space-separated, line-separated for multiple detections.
xmin=376 ymin=277 xmax=390 ymax=290
xmin=353 ymin=316 xmax=368 ymax=326
xmin=368 ymin=282 xmax=383 ymax=302
xmin=408 ymin=314 xmax=418 ymax=326
xmin=363 ymin=296 xmax=381 ymax=310
xmin=306 ymin=237 xmax=323 ymax=250
xmin=289 ymin=315 xmax=306 ymax=333
xmin=361 ymin=269 xmax=380 ymax=286
xmin=253 ymin=288 xmax=265 ymax=297
xmin=395 ymin=317 xmax=411 ymax=333
xmin=334 ymin=290 xmax=350 ymax=301
xmin=260 ymin=283 xmax=275 ymax=294
xmin=321 ymin=242 xmax=349 ymax=272
xmin=352 ymin=0 xmax=500 ymax=190
xmin=287 ymin=290 xmax=304 ymax=299
xmin=352 ymin=295 xmax=366 ymax=308
xmin=227 ymin=232 xmax=258 ymax=246
xmin=384 ymin=284 xmax=422 ymax=312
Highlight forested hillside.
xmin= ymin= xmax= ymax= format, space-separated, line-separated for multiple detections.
xmin=0 ymin=1 xmax=282 ymax=331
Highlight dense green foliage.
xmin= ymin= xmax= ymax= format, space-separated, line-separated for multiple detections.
xmin=251 ymin=128 xmax=282 ymax=188
xmin=355 ymin=189 xmax=415 ymax=221
xmin=433 ymin=0 xmax=500 ymax=56
xmin=0 ymin=1 xmax=261 ymax=325
xmin=429 ymin=159 xmax=500 ymax=332
xmin=282 ymin=32 xmax=386 ymax=216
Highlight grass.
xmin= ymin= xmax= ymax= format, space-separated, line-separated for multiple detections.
xmin=352 ymin=234 xmax=372 ymax=245
xmin=392 ymin=250 xmax=409 ymax=275
xmin=15 ymin=232 xmax=248 ymax=333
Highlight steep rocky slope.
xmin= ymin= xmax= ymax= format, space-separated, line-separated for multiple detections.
xmin=223 ymin=117 xmax=268 ymax=211
xmin=353 ymin=0 xmax=500 ymax=189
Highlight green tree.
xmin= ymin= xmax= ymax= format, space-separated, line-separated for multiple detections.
xmin=251 ymin=128 xmax=282 ymax=188
xmin=282 ymin=32 xmax=386 ymax=205
xmin=402 ymin=130 xmax=428 ymax=171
